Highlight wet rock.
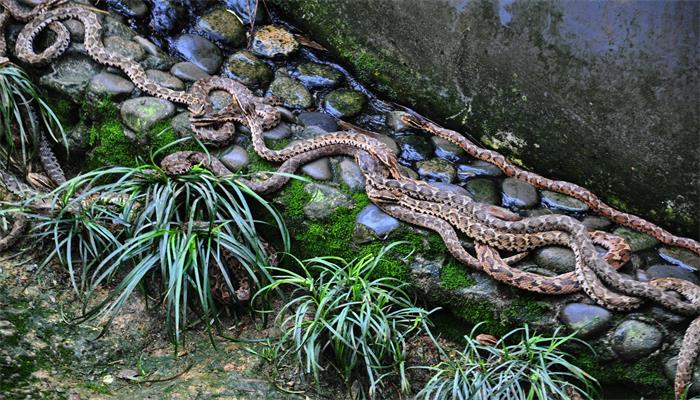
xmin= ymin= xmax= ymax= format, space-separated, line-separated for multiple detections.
xmin=430 ymin=182 xmax=471 ymax=197
xmin=457 ymin=160 xmax=503 ymax=180
xmin=150 ymin=0 xmax=186 ymax=35
xmin=208 ymin=90 xmax=233 ymax=111
xmin=431 ymin=136 xmax=464 ymax=162
xmin=263 ymin=122 xmax=291 ymax=140
xmin=88 ymin=72 xmax=134 ymax=99
xmin=120 ymin=97 xmax=175 ymax=133
xmin=40 ymin=55 xmax=100 ymax=102
xmin=339 ymin=158 xmax=366 ymax=191
xmin=297 ymin=112 xmax=338 ymax=132
xmin=541 ymin=191 xmax=589 ymax=213
xmin=251 ymin=25 xmax=299 ymax=59
xmin=301 ymin=158 xmax=332 ymax=180
xmin=526 ymin=208 xmax=558 ymax=218
xmin=267 ymin=74 xmax=312 ymax=108
xmin=220 ymin=146 xmax=249 ymax=172
xmin=612 ymin=227 xmax=659 ymax=252
xmin=172 ymin=34 xmax=223 ymax=74
xmin=196 ymin=8 xmax=246 ymax=47
xmin=645 ymin=264 xmax=698 ymax=284
xmin=145 ymin=70 xmax=184 ymax=91
xmin=102 ymin=14 xmax=134 ymax=41
xmin=170 ymin=112 xmax=194 ymax=137
xmin=293 ymin=126 xmax=328 ymax=140
xmin=416 ymin=158 xmax=456 ymax=183
xmin=464 ymin=178 xmax=499 ymax=204
xmin=664 ymin=356 xmax=700 ymax=396
xmin=296 ymin=62 xmax=343 ymax=88
xmin=611 ymin=319 xmax=664 ymax=360
xmin=170 ymin=62 xmax=210 ymax=82
xmin=533 ymin=246 xmax=575 ymax=274
xmin=223 ymin=0 xmax=266 ymax=25
xmin=302 ymin=183 xmax=353 ymax=220
xmin=582 ymin=215 xmax=612 ymax=231
xmin=561 ymin=303 xmax=612 ymax=338
xmin=501 ymin=178 xmax=538 ymax=208
xmin=397 ymin=135 xmax=432 ymax=163
xmin=385 ymin=111 xmax=411 ymax=132
xmin=104 ymin=36 xmax=146 ymax=62
xmin=105 ymin=0 xmax=148 ymax=18
xmin=658 ymin=247 xmax=700 ymax=272
xmin=224 ymin=51 xmax=272 ymax=89
xmin=354 ymin=205 xmax=400 ymax=241
xmin=323 ymin=89 xmax=366 ymax=118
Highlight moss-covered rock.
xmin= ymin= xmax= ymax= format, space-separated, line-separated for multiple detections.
xmin=225 ymin=51 xmax=272 ymax=89
xmin=323 ymin=89 xmax=366 ymax=118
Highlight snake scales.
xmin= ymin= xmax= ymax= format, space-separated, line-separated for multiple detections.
xmin=1 ymin=1 xmax=699 ymax=397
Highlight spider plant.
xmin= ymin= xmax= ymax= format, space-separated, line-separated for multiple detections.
xmin=256 ymin=242 xmax=437 ymax=397
xmin=416 ymin=324 xmax=598 ymax=400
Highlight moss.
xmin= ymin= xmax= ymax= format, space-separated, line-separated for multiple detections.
xmin=81 ymin=382 xmax=112 ymax=395
xmin=501 ymin=298 xmax=549 ymax=325
xmin=449 ymin=297 xmax=505 ymax=336
xmin=440 ymin=258 xmax=476 ymax=290
xmin=575 ymin=353 xmax=672 ymax=399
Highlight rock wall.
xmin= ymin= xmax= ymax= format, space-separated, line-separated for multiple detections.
xmin=270 ymin=0 xmax=700 ymax=238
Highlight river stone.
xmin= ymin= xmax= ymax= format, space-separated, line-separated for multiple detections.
xmin=171 ymin=112 xmax=194 ymax=137
xmin=355 ymin=205 xmax=400 ymax=238
xmin=150 ymin=0 xmax=186 ymax=35
xmin=416 ymin=158 xmax=456 ymax=183
xmin=431 ymin=136 xmax=464 ymax=162
xmin=400 ymin=165 xmax=418 ymax=179
xmin=170 ymin=62 xmax=210 ymax=82
xmin=339 ymin=158 xmax=366 ymax=191
xmin=611 ymin=319 xmax=664 ymax=360
xmin=645 ymin=264 xmax=699 ymax=284
xmin=134 ymin=36 xmax=162 ymax=57
xmin=88 ymin=72 xmax=134 ymax=98
xmin=172 ymin=34 xmax=223 ymax=74
xmin=430 ymin=182 xmax=470 ymax=197
xmin=251 ymin=25 xmax=299 ymax=58
xmin=196 ymin=8 xmax=246 ymax=46
xmin=267 ymin=74 xmax=312 ymax=108
xmin=464 ymin=178 xmax=499 ymax=204
xmin=533 ymin=246 xmax=575 ymax=274
xmin=224 ymin=51 xmax=272 ymax=89
xmin=375 ymin=134 xmax=399 ymax=155
xmin=501 ymin=178 xmax=538 ymax=208
xmin=145 ymin=70 xmax=184 ymax=91
xmin=541 ymin=190 xmax=589 ymax=213
xmin=104 ymin=36 xmax=146 ymax=62
xmin=561 ymin=303 xmax=612 ymax=338
xmin=293 ymin=126 xmax=328 ymax=141
xmin=207 ymin=90 xmax=233 ymax=112
xmin=397 ymin=135 xmax=432 ymax=163
xmin=296 ymin=62 xmax=343 ymax=88
xmin=297 ymin=112 xmax=338 ymax=132
xmin=223 ymin=0 xmax=265 ymax=25
xmin=385 ymin=111 xmax=411 ymax=132
xmin=301 ymin=158 xmax=332 ymax=180
xmin=120 ymin=97 xmax=175 ymax=133
xmin=612 ymin=227 xmax=659 ymax=252
xmin=40 ymin=55 xmax=101 ymax=102
xmin=658 ymin=247 xmax=700 ymax=272
xmin=323 ymin=89 xmax=366 ymax=118
xmin=105 ymin=0 xmax=148 ymax=18
xmin=664 ymin=356 xmax=700 ymax=396
xmin=263 ymin=122 xmax=291 ymax=140
xmin=302 ymin=183 xmax=353 ymax=221
xmin=102 ymin=14 xmax=134 ymax=41
xmin=457 ymin=160 xmax=503 ymax=181
xmin=582 ymin=215 xmax=612 ymax=231
xmin=526 ymin=208 xmax=558 ymax=217
xmin=220 ymin=146 xmax=249 ymax=172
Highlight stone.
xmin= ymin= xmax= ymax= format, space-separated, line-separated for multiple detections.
xmin=120 ymin=97 xmax=175 ymax=133
xmin=208 ymin=90 xmax=233 ymax=112
xmin=385 ymin=111 xmax=411 ymax=132
xmin=560 ymin=303 xmax=612 ymax=338
xmin=171 ymin=112 xmax=194 ymax=137
xmin=416 ymin=158 xmax=456 ymax=183
xmin=267 ymin=74 xmax=312 ymax=108
xmin=223 ymin=0 xmax=266 ymax=25
xmin=224 ymin=51 xmax=272 ymax=89
xmin=102 ymin=14 xmax=134 ymax=41
xmin=297 ymin=112 xmax=338 ymax=132
xmin=430 ymin=182 xmax=471 ymax=197
xmin=457 ymin=160 xmax=503 ymax=181
xmin=172 ymin=34 xmax=223 ymax=74
xmin=251 ymin=25 xmax=299 ymax=58
xmin=431 ymin=136 xmax=465 ymax=162
xmin=263 ymin=122 xmax=292 ymax=140
xmin=39 ymin=55 xmax=100 ymax=102
xmin=533 ymin=246 xmax=576 ymax=274
xmin=150 ymin=0 xmax=186 ymax=35
xmin=103 ymin=36 xmax=146 ymax=62
xmin=664 ymin=356 xmax=700 ymax=396
xmin=133 ymin=36 xmax=162 ymax=57
xmin=301 ymin=158 xmax=332 ymax=180
xmin=145 ymin=70 xmax=184 ymax=91
xmin=658 ymin=247 xmax=700 ymax=272
xmin=582 ymin=215 xmax=612 ymax=231
xmin=540 ymin=190 xmax=589 ymax=213
xmin=613 ymin=227 xmax=659 ymax=252
xmin=293 ymin=126 xmax=328 ymax=141
xmin=526 ymin=208 xmax=558 ymax=218
xmin=170 ymin=62 xmax=211 ymax=82
xmin=464 ymin=178 xmax=499 ymax=204
xmin=296 ymin=62 xmax=343 ymax=88
xmin=220 ymin=146 xmax=249 ymax=172
xmin=196 ymin=8 xmax=246 ymax=46
xmin=302 ymin=183 xmax=353 ymax=220
xmin=501 ymin=178 xmax=538 ymax=208
xmin=105 ymin=0 xmax=147 ymax=18
xmin=397 ymin=135 xmax=432 ymax=163
xmin=611 ymin=319 xmax=664 ymax=360
xmin=355 ymin=205 xmax=400 ymax=238
xmin=88 ymin=72 xmax=134 ymax=98
xmin=339 ymin=158 xmax=366 ymax=191
xmin=323 ymin=89 xmax=366 ymax=118
xmin=141 ymin=54 xmax=176 ymax=72
xmin=645 ymin=264 xmax=698 ymax=284
xmin=375 ymin=134 xmax=399 ymax=155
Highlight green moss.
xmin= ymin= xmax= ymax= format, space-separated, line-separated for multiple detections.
xmin=501 ymin=298 xmax=549 ymax=325
xmin=450 ymin=298 xmax=505 ymax=336
xmin=440 ymin=258 xmax=476 ymax=290
xmin=81 ymin=382 xmax=112 ymax=395
xmin=575 ymin=353 xmax=672 ymax=399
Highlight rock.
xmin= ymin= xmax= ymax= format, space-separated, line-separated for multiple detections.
xmin=374 ymin=134 xmax=399 ymax=154
xmin=208 ymin=90 xmax=233 ymax=111
xmin=133 ymin=37 xmax=162 ymax=58
xmin=612 ymin=227 xmax=659 ymax=252
xmin=88 ymin=72 xmax=134 ymax=98
xmin=263 ymin=122 xmax=292 ymax=140
xmin=293 ymin=126 xmax=328 ymax=140
xmin=540 ymin=190 xmax=589 ymax=213
xmin=533 ymin=246 xmax=576 ymax=274
xmin=399 ymin=165 xmax=419 ymax=179
xmin=295 ymin=62 xmax=343 ymax=88
xmin=150 ymin=0 xmax=187 ymax=35
xmin=120 ymin=97 xmax=175 ymax=133
xmin=103 ymin=36 xmax=146 ymax=62
xmin=170 ymin=62 xmax=211 ymax=82
xmin=560 ymin=303 xmax=613 ymax=338
xmin=582 ymin=215 xmax=612 ymax=231
xmin=172 ymin=34 xmax=223 ymax=74
xmin=526 ymin=208 xmax=558 ymax=218
xmin=457 ymin=160 xmax=503 ymax=181
xmin=416 ymin=158 xmax=456 ymax=183
xmin=385 ymin=111 xmax=411 ymax=132
xmin=354 ymin=205 xmax=400 ymax=241
xmin=196 ymin=8 xmax=246 ymax=46
xmin=105 ymin=0 xmax=148 ymax=18
xmin=223 ymin=0 xmax=265 ymax=25
xmin=323 ymin=89 xmax=366 ymax=118
xmin=297 ymin=112 xmax=338 ymax=132
xmin=430 ymin=182 xmax=471 ymax=197
xmin=645 ymin=264 xmax=699 ymax=284
xmin=339 ymin=158 xmax=366 ymax=191
xmin=102 ymin=14 xmax=134 ymax=41
xmin=397 ymin=135 xmax=432 ymax=163
xmin=501 ymin=178 xmax=538 ymax=208
xmin=464 ymin=178 xmax=499 ymax=204
xmin=658 ymin=247 xmax=700 ymax=272
xmin=220 ymin=146 xmax=249 ymax=172
xmin=611 ymin=319 xmax=664 ymax=360
xmin=224 ymin=51 xmax=272 ymax=89
xmin=664 ymin=356 xmax=700 ymax=396
xmin=301 ymin=158 xmax=332 ymax=180
xmin=251 ymin=25 xmax=299 ymax=58
xmin=145 ymin=70 xmax=184 ymax=91
xmin=39 ymin=55 xmax=100 ymax=102
xmin=170 ymin=112 xmax=194 ymax=137
xmin=302 ymin=183 xmax=353 ymax=220
xmin=267 ymin=74 xmax=312 ymax=108
xmin=431 ymin=136 xmax=464 ymax=162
